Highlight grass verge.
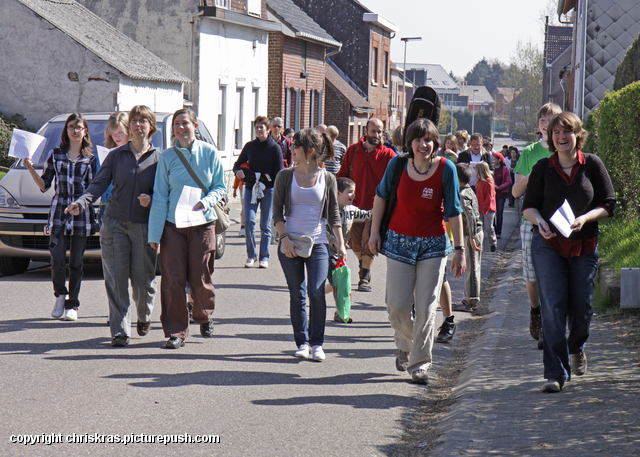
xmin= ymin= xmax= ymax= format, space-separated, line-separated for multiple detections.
xmin=598 ymin=217 xmax=640 ymax=280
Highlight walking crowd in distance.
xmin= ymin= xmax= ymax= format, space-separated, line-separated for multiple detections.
xmin=25 ymin=99 xmax=615 ymax=390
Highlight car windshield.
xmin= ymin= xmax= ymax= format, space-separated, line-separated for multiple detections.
xmin=20 ymin=119 xmax=166 ymax=168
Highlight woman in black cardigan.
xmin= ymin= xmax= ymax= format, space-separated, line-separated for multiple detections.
xmin=523 ymin=112 xmax=615 ymax=393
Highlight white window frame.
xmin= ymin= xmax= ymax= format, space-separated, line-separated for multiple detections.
xmin=215 ymin=0 xmax=230 ymax=9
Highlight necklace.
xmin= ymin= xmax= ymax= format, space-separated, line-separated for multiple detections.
xmin=130 ymin=142 xmax=149 ymax=159
xmin=411 ymin=158 xmax=433 ymax=176
xmin=561 ymin=161 xmax=577 ymax=170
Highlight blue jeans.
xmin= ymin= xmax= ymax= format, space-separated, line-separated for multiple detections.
xmin=278 ymin=243 xmax=329 ymax=347
xmin=244 ymin=187 xmax=273 ymax=262
xmin=531 ymin=231 xmax=598 ymax=382
xmin=494 ymin=197 xmax=506 ymax=235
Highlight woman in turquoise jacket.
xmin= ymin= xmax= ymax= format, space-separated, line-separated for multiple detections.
xmin=148 ymin=108 xmax=226 ymax=349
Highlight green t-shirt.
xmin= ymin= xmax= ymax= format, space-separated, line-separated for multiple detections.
xmin=514 ymin=141 xmax=552 ymax=221
xmin=514 ymin=141 xmax=552 ymax=176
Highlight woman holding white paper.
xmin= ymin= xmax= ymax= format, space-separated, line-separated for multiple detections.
xmin=147 ymin=108 xmax=225 ymax=349
xmin=523 ymin=112 xmax=615 ymax=393
xmin=67 ymin=106 xmax=159 ymax=347
xmin=24 ymin=113 xmax=97 ymax=321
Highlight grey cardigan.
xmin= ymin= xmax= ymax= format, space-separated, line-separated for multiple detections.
xmin=272 ymin=167 xmax=341 ymax=229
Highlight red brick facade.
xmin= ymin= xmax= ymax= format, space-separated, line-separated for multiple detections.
xmin=268 ymin=34 xmax=325 ymax=129
xmin=368 ymin=30 xmax=390 ymax=126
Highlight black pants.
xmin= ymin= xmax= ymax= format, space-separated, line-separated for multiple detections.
xmin=50 ymin=234 xmax=87 ymax=308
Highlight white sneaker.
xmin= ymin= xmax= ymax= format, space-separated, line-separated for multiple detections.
xmin=311 ymin=345 xmax=326 ymax=362
xmin=239 ymin=227 xmax=245 ymax=237
xmin=294 ymin=344 xmax=310 ymax=358
xmin=259 ymin=260 xmax=269 ymax=269
xmin=63 ymin=308 xmax=78 ymax=321
xmin=51 ymin=295 xmax=66 ymax=319
xmin=244 ymin=258 xmax=255 ymax=268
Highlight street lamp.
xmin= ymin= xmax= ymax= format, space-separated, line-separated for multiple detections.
xmin=471 ymin=89 xmax=479 ymax=133
xmin=401 ymin=36 xmax=422 ymax=126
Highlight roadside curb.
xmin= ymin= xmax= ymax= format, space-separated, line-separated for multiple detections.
xmin=430 ymin=244 xmax=521 ymax=456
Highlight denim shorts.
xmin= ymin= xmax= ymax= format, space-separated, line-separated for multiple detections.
xmin=520 ymin=220 xmax=537 ymax=282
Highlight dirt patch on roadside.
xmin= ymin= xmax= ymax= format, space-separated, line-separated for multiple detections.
xmin=391 ymin=236 xmax=520 ymax=456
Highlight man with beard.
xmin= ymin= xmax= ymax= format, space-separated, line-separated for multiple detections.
xmin=456 ymin=133 xmax=494 ymax=190
xmin=337 ymin=118 xmax=396 ymax=291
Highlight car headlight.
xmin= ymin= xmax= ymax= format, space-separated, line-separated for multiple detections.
xmin=0 ymin=186 xmax=20 ymax=208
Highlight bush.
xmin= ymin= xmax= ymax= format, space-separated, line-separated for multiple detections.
xmin=614 ymin=32 xmax=640 ymax=91
xmin=0 ymin=112 xmax=36 ymax=168
xmin=453 ymin=109 xmax=492 ymax=137
xmin=583 ymin=81 xmax=640 ymax=219
xmin=597 ymin=217 xmax=640 ymax=280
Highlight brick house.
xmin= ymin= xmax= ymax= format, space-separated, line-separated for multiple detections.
xmin=325 ymin=61 xmax=374 ymax=145
xmin=265 ymin=0 xmax=341 ymax=130
xmin=289 ymin=0 xmax=397 ymax=131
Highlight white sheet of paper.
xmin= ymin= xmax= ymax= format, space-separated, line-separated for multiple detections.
xmin=175 ymin=186 xmax=207 ymax=228
xmin=96 ymin=145 xmax=111 ymax=165
xmin=8 ymin=128 xmax=46 ymax=163
xmin=549 ymin=199 xmax=576 ymax=238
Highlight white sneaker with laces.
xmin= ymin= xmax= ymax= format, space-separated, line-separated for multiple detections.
xmin=51 ymin=295 xmax=66 ymax=319
xmin=259 ymin=260 xmax=269 ymax=269
xmin=311 ymin=345 xmax=326 ymax=362
xmin=244 ymin=258 xmax=255 ymax=268
xmin=295 ymin=344 xmax=310 ymax=358
xmin=63 ymin=308 xmax=78 ymax=321
xmin=239 ymin=227 xmax=245 ymax=237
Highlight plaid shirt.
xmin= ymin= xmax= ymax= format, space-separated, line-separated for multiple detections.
xmin=41 ymin=148 xmax=97 ymax=238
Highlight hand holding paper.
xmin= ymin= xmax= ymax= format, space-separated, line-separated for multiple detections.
xmin=549 ymin=199 xmax=576 ymax=238
xmin=175 ymin=186 xmax=207 ymax=228
xmin=9 ymin=129 xmax=47 ymax=164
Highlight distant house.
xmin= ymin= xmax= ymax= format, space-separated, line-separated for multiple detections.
xmin=542 ymin=21 xmax=573 ymax=109
xmin=289 ymin=0 xmax=397 ymax=132
xmin=76 ymin=0 xmax=281 ymax=169
xmin=400 ymin=63 xmax=461 ymax=114
xmin=0 ymin=0 xmax=188 ymax=128
xmin=458 ymin=85 xmax=494 ymax=112
xmin=265 ymin=0 xmax=341 ymax=130
xmin=492 ymin=87 xmax=519 ymax=133
xmin=559 ymin=0 xmax=640 ymax=117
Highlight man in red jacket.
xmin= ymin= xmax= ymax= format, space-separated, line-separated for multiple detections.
xmin=337 ymin=118 xmax=396 ymax=291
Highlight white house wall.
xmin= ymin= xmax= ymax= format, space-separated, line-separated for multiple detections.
xmin=1 ymin=1 xmax=120 ymax=128
xmin=117 ymin=76 xmax=184 ymax=113
xmin=198 ymin=19 xmax=269 ymax=170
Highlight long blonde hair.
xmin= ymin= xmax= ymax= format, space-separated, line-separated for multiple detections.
xmin=475 ymin=161 xmax=493 ymax=184
xmin=104 ymin=112 xmax=129 ymax=148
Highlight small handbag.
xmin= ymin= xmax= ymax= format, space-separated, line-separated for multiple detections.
xmin=280 ymin=233 xmax=314 ymax=258
xmin=173 ymin=146 xmax=230 ymax=233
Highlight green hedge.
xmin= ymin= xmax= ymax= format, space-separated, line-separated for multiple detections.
xmin=583 ymin=81 xmax=640 ymax=219
xmin=614 ymin=32 xmax=640 ymax=91
xmin=0 ymin=112 xmax=36 ymax=168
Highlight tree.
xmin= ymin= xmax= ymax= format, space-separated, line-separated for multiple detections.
xmin=502 ymin=40 xmax=543 ymax=142
xmin=464 ymin=58 xmax=505 ymax=95
xmin=438 ymin=106 xmax=457 ymax=135
xmin=453 ymin=109 xmax=492 ymax=137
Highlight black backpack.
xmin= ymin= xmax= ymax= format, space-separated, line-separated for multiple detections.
xmin=402 ymin=86 xmax=442 ymax=151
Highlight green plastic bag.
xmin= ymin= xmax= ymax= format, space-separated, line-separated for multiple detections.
xmin=332 ymin=258 xmax=351 ymax=323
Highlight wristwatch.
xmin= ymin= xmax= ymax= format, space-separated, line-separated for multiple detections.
xmin=454 ymin=246 xmax=465 ymax=251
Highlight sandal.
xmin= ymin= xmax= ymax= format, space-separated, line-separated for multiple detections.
xmin=452 ymin=300 xmax=476 ymax=313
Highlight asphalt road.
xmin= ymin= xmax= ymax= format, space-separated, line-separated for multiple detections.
xmin=0 ymin=175 xmax=524 ymax=456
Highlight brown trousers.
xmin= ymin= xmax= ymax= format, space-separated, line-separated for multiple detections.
xmin=160 ymin=221 xmax=216 ymax=338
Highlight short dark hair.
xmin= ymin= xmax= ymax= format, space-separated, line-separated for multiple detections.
xmin=547 ymin=112 xmax=589 ymax=153
xmin=404 ymin=118 xmax=440 ymax=159
xmin=469 ymin=133 xmax=483 ymax=143
xmin=254 ymin=115 xmax=270 ymax=129
xmin=456 ymin=163 xmax=472 ymax=184
xmin=337 ymin=177 xmax=355 ymax=193
xmin=129 ymin=105 xmax=158 ymax=138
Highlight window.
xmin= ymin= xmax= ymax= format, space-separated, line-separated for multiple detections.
xmin=316 ymin=90 xmax=323 ymax=126
xmin=235 ymin=88 xmax=244 ymax=149
xmin=215 ymin=0 xmax=229 ymax=8
xmin=294 ymin=89 xmax=301 ymax=131
xmin=383 ymin=51 xmax=389 ymax=86
xmin=246 ymin=0 xmax=261 ymax=16
xmin=310 ymin=91 xmax=315 ymax=128
xmin=285 ymin=88 xmax=292 ymax=128
xmin=217 ymin=85 xmax=226 ymax=150
xmin=372 ymin=47 xmax=379 ymax=84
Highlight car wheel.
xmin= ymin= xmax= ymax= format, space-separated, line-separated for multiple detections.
xmin=0 ymin=257 xmax=30 ymax=275
xmin=215 ymin=231 xmax=226 ymax=259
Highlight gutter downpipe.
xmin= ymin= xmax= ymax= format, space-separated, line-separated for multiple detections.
xmin=575 ymin=0 xmax=588 ymax=120
xmin=189 ymin=11 xmax=205 ymax=103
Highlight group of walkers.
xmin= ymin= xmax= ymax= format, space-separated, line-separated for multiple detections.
xmin=27 ymin=101 xmax=615 ymax=391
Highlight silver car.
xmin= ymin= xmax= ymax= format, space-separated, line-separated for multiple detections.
xmin=0 ymin=112 xmax=227 ymax=275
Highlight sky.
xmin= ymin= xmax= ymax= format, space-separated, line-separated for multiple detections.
xmin=359 ymin=0 xmax=556 ymax=78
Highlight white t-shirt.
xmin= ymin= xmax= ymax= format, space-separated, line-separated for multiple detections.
xmin=469 ymin=151 xmax=483 ymax=186
xmin=286 ymin=171 xmax=328 ymax=243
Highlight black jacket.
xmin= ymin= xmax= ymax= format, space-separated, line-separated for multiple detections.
xmin=456 ymin=148 xmax=495 ymax=171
